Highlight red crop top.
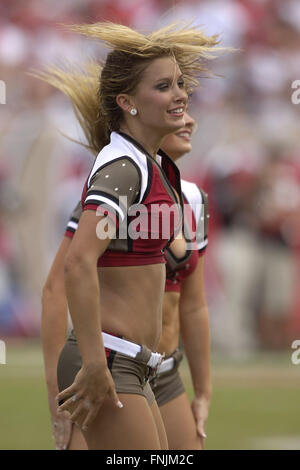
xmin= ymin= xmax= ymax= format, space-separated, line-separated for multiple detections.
xmin=65 ymin=131 xmax=183 ymax=267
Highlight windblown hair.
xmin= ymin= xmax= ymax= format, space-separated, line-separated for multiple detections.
xmin=34 ymin=22 xmax=222 ymax=155
xmin=33 ymin=61 xmax=105 ymax=155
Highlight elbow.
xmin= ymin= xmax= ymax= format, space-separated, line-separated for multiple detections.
xmin=64 ymin=250 xmax=94 ymax=280
xmin=64 ymin=251 xmax=79 ymax=279
xmin=42 ymin=277 xmax=57 ymax=302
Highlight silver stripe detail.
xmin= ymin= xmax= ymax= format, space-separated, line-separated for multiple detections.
xmin=85 ymin=194 xmax=125 ymax=221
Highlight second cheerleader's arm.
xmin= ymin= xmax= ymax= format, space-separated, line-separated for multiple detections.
xmin=179 ymin=254 xmax=211 ymax=447
xmin=41 ymin=235 xmax=73 ymax=449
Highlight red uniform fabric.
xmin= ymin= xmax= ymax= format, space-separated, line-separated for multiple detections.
xmin=66 ymin=131 xmax=183 ymax=267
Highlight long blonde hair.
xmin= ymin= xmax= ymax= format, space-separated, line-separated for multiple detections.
xmin=33 ymin=22 xmax=221 ymax=155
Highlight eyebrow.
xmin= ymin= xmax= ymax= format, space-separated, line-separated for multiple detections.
xmin=154 ymin=74 xmax=184 ymax=83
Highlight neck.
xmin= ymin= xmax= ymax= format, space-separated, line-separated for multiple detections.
xmin=119 ymin=123 xmax=166 ymax=160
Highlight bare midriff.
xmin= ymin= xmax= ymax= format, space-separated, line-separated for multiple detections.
xmin=98 ymin=263 xmax=165 ymax=350
xmin=156 ymin=290 xmax=180 ymax=357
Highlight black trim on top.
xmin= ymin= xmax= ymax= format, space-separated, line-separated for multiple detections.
xmin=117 ymin=132 xmax=182 ymax=209
xmin=140 ymin=157 xmax=153 ymax=205
xmin=166 ymin=245 xmax=193 ymax=266
xmin=85 ymin=189 xmax=121 ymax=208
xmin=164 ymin=192 xmax=195 ymax=269
xmin=117 ymin=131 xmax=184 ymax=251
xmin=153 ymin=154 xmax=184 ymax=252
xmin=117 ymin=132 xmax=155 ymax=161
xmin=158 ymin=148 xmax=183 ymax=207
xmin=198 ymin=242 xmax=208 ymax=254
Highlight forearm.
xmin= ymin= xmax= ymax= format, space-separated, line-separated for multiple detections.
xmin=41 ymin=287 xmax=68 ymax=394
xmin=180 ymin=306 xmax=211 ymax=399
xmin=64 ymin=259 xmax=107 ymax=369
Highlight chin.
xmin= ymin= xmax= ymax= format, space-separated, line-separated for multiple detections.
xmin=165 ymin=144 xmax=191 ymax=160
xmin=166 ymin=116 xmax=186 ymax=130
xmin=177 ymin=141 xmax=191 ymax=155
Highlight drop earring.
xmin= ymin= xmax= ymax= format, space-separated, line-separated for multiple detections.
xmin=130 ymin=108 xmax=137 ymax=116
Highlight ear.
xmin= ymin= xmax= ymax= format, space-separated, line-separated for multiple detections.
xmin=116 ymin=94 xmax=135 ymax=113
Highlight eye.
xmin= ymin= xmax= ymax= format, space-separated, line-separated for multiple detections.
xmin=178 ymin=78 xmax=185 ymax=88
xmin=156 ymin=82 xmax=169 ymax=91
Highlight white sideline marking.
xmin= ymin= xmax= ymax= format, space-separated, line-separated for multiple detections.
xmin=250 ymin=436 xmax=300 ymax=450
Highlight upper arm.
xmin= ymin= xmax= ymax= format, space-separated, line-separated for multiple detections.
xmin=65 ymin=210 xmax=113 ymax=267
xmin=179 ymin=255 xmax=207 ymax=316
xmin=65 ymin=201 xmax=82 ymax=239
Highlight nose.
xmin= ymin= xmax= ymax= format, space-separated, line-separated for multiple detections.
xmin=184 ymin=112 xmax=195 ymax=129
xmin=174 ymin=85 xmax=188 ymax=105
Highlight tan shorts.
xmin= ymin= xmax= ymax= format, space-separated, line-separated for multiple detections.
xmin=150 ymin=349 xmax=185 ymax=407
xmin=57 ymin=330 xmax=155 ymax=406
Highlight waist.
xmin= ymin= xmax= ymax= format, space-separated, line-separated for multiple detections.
xmin=68 ymin=329 xmax=164 ymax=369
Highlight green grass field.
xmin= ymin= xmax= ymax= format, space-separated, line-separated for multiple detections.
xmin=0 ymin=339 xmax=299 ymax=450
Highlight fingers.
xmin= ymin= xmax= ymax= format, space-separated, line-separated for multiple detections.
xmin=81 ymin=405 xmax=101 ymax=431
xmin=70 ymin=396 xmax=102 ymax=430
xmin=57 ymin=391 xmax=83 ymax=413
xmin=196 ymin=423 xmax=207 ymax=451
xmin=196 ymin=418 xmax=207 ymax=438
xmin=199 ymin=436 xmax=205 ymax=450
xmin=56 ymin=384 xmax=79 ymax=405
xmin=197 ymin=426 xmax=207 ymax=439
xmin=70 ymin=401 xmax=86 ymax=425
xmin=56 ymin=370 xmax=124 ymax=432
xmin=107 ymin=378 xmax=123 ymax=409
xmin=61 ymin=419 xmax=73 ymax=450
xmin=52 ymin=416 xmax=73 ymax=450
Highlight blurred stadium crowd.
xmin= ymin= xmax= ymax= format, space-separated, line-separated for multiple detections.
xmin=1 ymin=0 xmax=300 ymax=354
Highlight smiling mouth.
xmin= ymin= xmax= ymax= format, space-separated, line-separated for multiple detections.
xmin=175 ymin=131 xmax=191 ymax=141
xmin=167 ymin=107 xmax=184 ymax=116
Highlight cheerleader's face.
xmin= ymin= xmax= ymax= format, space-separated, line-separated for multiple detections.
xmin=131 ymin=56 xmax=188 ymax=136
xmin=160 ymin=112 xmax=196 ymax=161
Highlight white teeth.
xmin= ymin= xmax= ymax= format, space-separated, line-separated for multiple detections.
xmin=169 ymin=108 xmax=183 ymax=114
xmin=177 ymin=132 xmax=190 ymax=138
